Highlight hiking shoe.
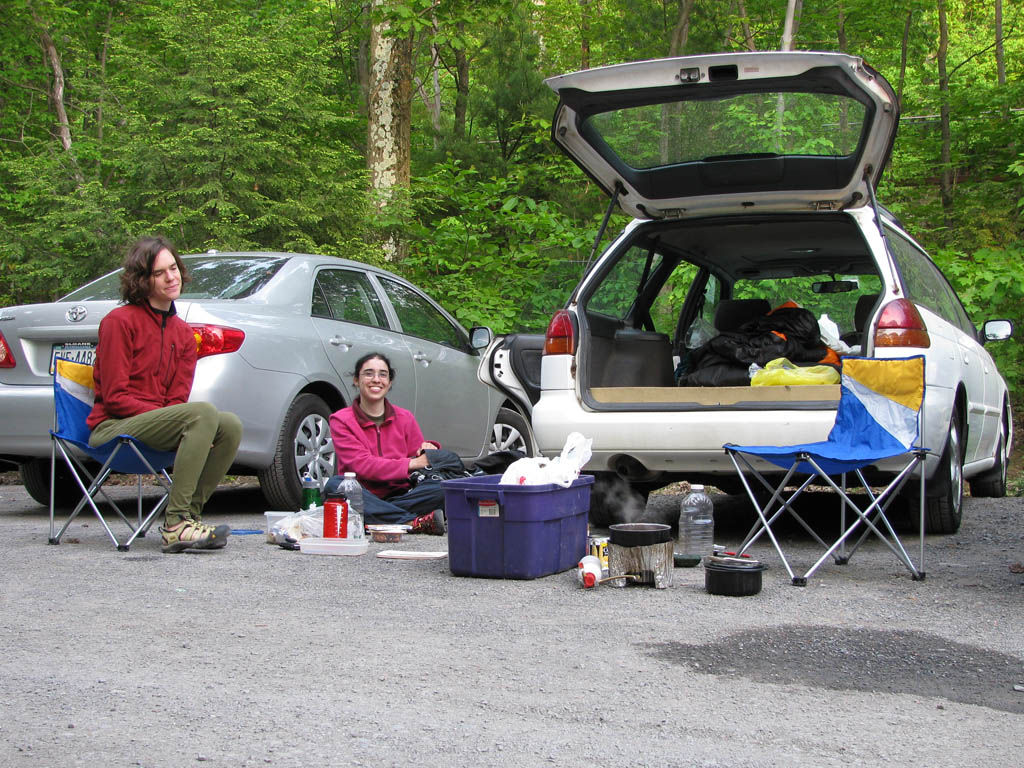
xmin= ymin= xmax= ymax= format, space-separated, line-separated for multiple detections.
xmin=160 ymin=520 xmax=231 ymax=553
xmin=410 ymin=508 xmax=446 ymax=536
xmin=194 ymin=522 xmax=231 ymax=550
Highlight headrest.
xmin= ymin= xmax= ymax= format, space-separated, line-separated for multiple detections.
xmin=713 ymin=298 xmax=770 ymax=332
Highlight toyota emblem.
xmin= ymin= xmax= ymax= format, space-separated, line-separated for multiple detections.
xmin=66 ymin=305 xmax=88 ymax=323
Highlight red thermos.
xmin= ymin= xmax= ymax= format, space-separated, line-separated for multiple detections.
xmin=322 ymin=490 xmax=349 ymax=539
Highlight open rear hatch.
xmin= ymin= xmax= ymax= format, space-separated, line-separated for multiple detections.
xmin=545 ymin=51 xmax=899 ymax=220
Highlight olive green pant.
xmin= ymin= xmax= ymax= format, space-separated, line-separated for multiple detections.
xmin=89 ymin=402 xmax=242 ymax=526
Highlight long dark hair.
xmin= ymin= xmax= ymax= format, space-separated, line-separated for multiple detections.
xmin=119 ymin=235 xmax=191 ymax=305
xmin=351 ymin=351 xmax=396 ymax=382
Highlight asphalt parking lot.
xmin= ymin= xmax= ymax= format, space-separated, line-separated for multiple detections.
xmin=2 ymin=478 xmax=1022 ymax=767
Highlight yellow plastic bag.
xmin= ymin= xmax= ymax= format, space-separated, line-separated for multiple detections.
xmin=751 ymin=357 xmax=840 ymax=386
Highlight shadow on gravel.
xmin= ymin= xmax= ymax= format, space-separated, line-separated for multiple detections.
xmin=649 ymin=626 xmax=1024 ymax=714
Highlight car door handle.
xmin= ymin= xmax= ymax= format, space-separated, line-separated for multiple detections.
xmin=329 ymin=336 xmax=351 ymax=351
xmin=413 ymin=352 xmax=431 ymax=364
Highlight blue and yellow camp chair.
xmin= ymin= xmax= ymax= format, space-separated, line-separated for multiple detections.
xmin=49 ymin=357 xmax=177 ymax=551
xmin=724 ymin=356 xmax=928 ymax=585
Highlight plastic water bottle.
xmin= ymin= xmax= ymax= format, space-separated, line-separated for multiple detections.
xmin=300 ymin=473 xmax=320 ymax=511
xmin=675 ymin=484 xmax=714 ymax=567
xmin=340 ymin=472 xmax=364 ymax=540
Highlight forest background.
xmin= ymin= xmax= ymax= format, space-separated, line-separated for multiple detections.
xmin=2 ymin=0 xmax=1022 ymax=399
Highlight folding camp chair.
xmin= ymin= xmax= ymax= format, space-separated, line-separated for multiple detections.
xmin=49 ymin=357 xmax=177 ymax=551
xmin=724 ymin=356 xmax=928 ymax=586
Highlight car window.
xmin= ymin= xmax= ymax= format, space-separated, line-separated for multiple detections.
xmin=587 ymin=244 xmax=668 ymax=322
xmin=313 ymin=268 xmax=388 ymax=328
xmin=589 ymin=91 xmax=867 ymax=171
xmin=886 ymin=229 xmax=975 ymax=335
xmin=733 ymin=274 xmax=883 ymax=337
xmin=379 ymin=278 xmax=467 ymax=348
xmin=61 ymin=256 xmax=289 ymax=301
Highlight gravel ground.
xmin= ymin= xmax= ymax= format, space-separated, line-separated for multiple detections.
xmin=1 ymin=479 xmax=1022 ymax=767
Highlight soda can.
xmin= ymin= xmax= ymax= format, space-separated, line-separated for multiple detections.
xmin=588 ymin=535 xmax=609 ymax=573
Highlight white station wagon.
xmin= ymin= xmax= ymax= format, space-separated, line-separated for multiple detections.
xmin=481 ymin=52 xmax=1013 ymax=532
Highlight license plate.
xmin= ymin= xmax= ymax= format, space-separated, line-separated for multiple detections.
xmin=50 ymin=342 xmax=96 ymax=374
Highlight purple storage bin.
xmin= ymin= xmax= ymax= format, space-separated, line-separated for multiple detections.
xmin=442 ymin=474 xmax=593 ymax=579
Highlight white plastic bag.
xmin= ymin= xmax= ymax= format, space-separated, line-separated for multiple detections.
xmin=499 ymin=432 xmax=592 ymax=487
xmin=818 ymin=312 xmax=852 ymax=356
xmin=271 ymin=509 xmax=323 ymax=548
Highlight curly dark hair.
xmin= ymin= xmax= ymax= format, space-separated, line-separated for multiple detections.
xmin=119 ymin=235 xmax=191 ymax=306
xmin=351 ymin=351 xmax=396 ymax=382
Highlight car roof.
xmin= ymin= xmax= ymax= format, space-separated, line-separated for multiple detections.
xmin=545 ymin=51 xmax=899 ymax=220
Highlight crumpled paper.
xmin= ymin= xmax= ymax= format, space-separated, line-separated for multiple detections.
xmin=499 ymin=432 xmax=592 ymax=487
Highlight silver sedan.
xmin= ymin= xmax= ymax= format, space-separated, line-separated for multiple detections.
xmin=0 ymin=252 xmax=532 ymax=509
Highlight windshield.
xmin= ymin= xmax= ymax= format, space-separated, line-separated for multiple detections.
xmin=61 ymin=255 xmax=290 ymax=301
xmin=588 ymin=91 xmax=867 ymax=170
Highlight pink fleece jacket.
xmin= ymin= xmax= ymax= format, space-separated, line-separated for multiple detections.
xmin=329 ymin=398 xmax=439 ymax=499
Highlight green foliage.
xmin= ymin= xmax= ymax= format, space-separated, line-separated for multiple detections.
xmin=932 ymin=244 xmax=1024 ymax=395
xmin=0 ymin=0 xmax=1021 ymax=408
xmin=400 ymin=158 xmax=610 ymax=332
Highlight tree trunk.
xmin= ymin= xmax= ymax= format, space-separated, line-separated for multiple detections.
xmin=660 ymin=0 xmax=695 ymax=163
xmin=412 ymin=14 xmax=442 ymax=149
xmin=937 ymin=0 xmax=953 ymax=221
xmin=736 ymin=0 xmax=757 ymax=51
xmin=668 ymin=0 xmax=695 ymax=57
xmin=453 ymin=22 xmax=469 ymax=140
xmin=580 ymin=0 xmax=590 ymax=69
xmin=368 ymin=0 xmax=413 ymax=261
xmin=781 ymin=0 xmax=800 ymax=51
xmin=897 ymin=11 xmax=911 ymax=111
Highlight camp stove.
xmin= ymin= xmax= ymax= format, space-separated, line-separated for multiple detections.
xmin=606 ymin=523 xmax=673 ymax=589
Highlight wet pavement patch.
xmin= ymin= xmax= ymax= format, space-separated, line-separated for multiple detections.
xmin=650 ymin=626 xmax=1024 ymax=714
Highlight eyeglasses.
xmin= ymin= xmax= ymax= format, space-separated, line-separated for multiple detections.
xmin=359 ymin=370 xmax=390 ymax=381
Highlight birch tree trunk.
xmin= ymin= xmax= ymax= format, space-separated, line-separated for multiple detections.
xmin=367 ymin=0 xmax=413 ymax=261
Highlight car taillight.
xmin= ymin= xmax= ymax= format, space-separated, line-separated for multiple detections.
xmin=0 ymin=331 xmax=14 ymax=368
xmin=874 ymin=299 xmax=931 ymax=348
xmin=190 ymin=324 xmax=245 ymax=359
xmin=544 ymin=309 xmax=576 ymax=356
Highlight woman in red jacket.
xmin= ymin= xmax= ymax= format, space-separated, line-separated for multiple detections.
xmin=87 ymin=236 xmax=242 ymax=553
xmin=328 ymin=352 xmax=445 ymax=534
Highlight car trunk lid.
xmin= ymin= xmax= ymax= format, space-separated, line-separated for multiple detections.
xmin=545 ymin=51 xmax=899 ymax=220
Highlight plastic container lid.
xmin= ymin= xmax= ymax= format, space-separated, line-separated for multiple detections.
xmin=300 ymin=537 xmax=368 ymax=556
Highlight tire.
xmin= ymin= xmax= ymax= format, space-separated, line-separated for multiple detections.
xmin=20 ymin=457 xmax=81 ymax=508
xmin=968 ymin=410 xmax=1009 ymax=498
xmin=258 ymin=393 xmax=334 ymax=511
xmin=588 ymin=472 xmax=650 ymax=528
xmin=923 ymin=411 xmax=964 ymax=534
xmin=489 ymin=407 xmax=534 ymax=457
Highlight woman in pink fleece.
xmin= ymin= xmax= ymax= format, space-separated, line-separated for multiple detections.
xmin=327 ymin=352 xmax=446 ymax=535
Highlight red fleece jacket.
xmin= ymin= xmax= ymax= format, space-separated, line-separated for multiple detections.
xmin=329 ymin=398 xmax=439 ymax=499
xmin=86 ymin=302 xmax=197 ymax=429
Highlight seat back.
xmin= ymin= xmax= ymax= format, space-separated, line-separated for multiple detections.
xmin=713 ymin=298 xmax=770 ymax=332
xmin=828 ymin=356 xmax=925 ymax=456
xmin=53 ymin=357 xmax=98 ymax=446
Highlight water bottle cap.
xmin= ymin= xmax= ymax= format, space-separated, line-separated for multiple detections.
xmin=344 ymin=472 xmax=356 ymax=479
xmin=690 ymin=484 xmax=705 ymax=492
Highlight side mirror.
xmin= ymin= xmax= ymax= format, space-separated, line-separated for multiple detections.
xmin=469 ymin=326 xmax=493 ymax=350
xmin=982 ymin=319 xmax=1013 ymax=343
